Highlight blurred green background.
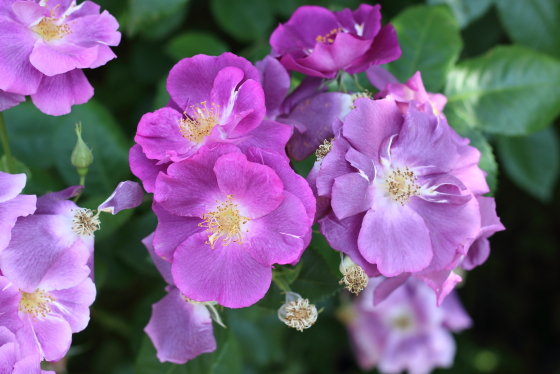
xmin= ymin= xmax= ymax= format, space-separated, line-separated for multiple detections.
xmin=3 ymin=0 xmax=560 ymax=373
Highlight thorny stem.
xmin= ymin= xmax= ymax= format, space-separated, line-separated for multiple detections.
xmin=0 ymin=112 xmax=14 ymax=174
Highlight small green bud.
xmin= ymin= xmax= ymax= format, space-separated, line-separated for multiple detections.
xmin=71 ymin=122 xmax=93 ymax=171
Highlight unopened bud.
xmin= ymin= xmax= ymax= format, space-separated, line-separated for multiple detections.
xmin=278 ymin=292 xmax=317 ymax=332
xmin=71 ymin=122 xmax=93 ymax=174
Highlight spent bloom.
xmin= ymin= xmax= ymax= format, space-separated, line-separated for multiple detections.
xmin=270 ymin=4 xmax=401 ymax=78
xmin=130 ymin=53 xmax=291 ymax=193
xmin=0 ymin=0 xmax=121 ymax=115
xmin=143 ymin=233 xmax=216 ymax=364
xmin=317 ymin=96 xmax=497 ymax=303
xmin=153 ymin=144 xmax=315 ymax=308
xmin=342 ymin=278 xmax=471 ymax=374
xmin=278 ymin=292 xmax=318 ymax=332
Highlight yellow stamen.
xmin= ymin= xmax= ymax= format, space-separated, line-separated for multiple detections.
xmin=179 ymin=101 xmax=220 ymax=143
xmin=199 ymin=195 xmax=249 ymax=248
xmin=32 ymin=5 xmax=72 ymax=41
xmin=19 ymin=289 xmax=56 ymax=320
xmin=386 ymin=167 xmax=420 ymax=206
xmin=316 ymin=28 xmax=342 ymax=44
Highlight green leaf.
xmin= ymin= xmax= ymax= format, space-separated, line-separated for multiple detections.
xmin=496 ymin=127 xmax=560 ymax=202
xmin=272 ymin=262 xmax=303 ymax=292
xmin=445 ymin=45 xmax=560 ymax=136
xmin=495 ymin=0 xmax=560 ymax=58
xmin=52 ymin=100 xmax=131 ymax=197
xmin=210 ymin=0 xmax=273 ymax=42
xmin=127 ymin=0 xmax=190 ymax=37
xmin=427 ymin=0 xmax=493 ymax=28
xmin=165 ymin=32 xmax=229 ymax=62
xmin=310 ymin=230 xmax=341 ymax=278
xmin=388 ymin=5 xmax=463 ymax=92
xmin=291 ymin=248 xmax=341 ymax=303
xmin=135 ymin=322 xmax=242 ymax=374
xmin=0 ymin=156 xmax=31 ymax=179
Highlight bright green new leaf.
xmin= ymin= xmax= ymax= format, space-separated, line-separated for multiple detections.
xmin=496 ymin=127 xmax=560 ymax=202
xmin=211 ymin=0 xmax=273 ymax=42
xmin=445 ymin=45 xmax=560 ymax=136
xmin=427 ymin=0 xmax=493 ymax=28
xmin=495 ymin=0 xmax=560 ymax=58
xmin=388 ymin=5 xmax=462 ymax=92
xmin=165 ymin=32 xmax=229 ymax=62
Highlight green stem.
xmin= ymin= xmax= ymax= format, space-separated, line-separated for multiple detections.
xmin=73 ymin=175 xmax=86 ymax=203
xmin=0 ymin=112 xmax=14 ymax=174
xmin=352 ymin=74 xmax=365 ymax=91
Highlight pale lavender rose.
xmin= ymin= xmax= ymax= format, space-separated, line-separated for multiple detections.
xmin=0 ymin=327 xmax=53 ymax=374
xmin=270 ymin=4 xmax=401 ymax=78
xmin=143 ymin=233 xmax=216 ymax=364
xmin=256 ymin=55 xmax=353 ymax=161
xmin=318 ymin=97 xmax=491 ymax=302
xmin=367 ymin=67 xmax=447 ymax=117
xmin=0 ymin=172 xmax=36 ymax=253
xmin=0 ymin=0 xmax=121 ymax=115
xmin=343 ymin=278 xmax=471 ymax=374
xmin=130 ymin=53 xmax=291 ymax=193
xmin=0 ymin=182 xmax=143 ymax=289
xmin=153 ymin=144 xmax=315 ymax=308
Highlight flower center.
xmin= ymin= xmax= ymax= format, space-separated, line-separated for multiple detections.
xmin=391 ymin=314 xmax=413 ymax=331
xmin=32 ymin=6 xmax=71 ymax=41
xmin=283 ymin=298 xmax=318 ymax=332
xmin=179 ymin=101 xmax=220 ymax=143
xmin=315 ymin=138 xmax=334 ymax=161
xmin=385 ymin=167 xmax=420 ymax=206
xmin=339 ymin=265 xmax=368 ymax=295
xmin=316 ymin=28 xmax=342 ymax=44
xmin=72 ymin=208 xmax=101 ymax=236
xmin=199 ymin=195 xmax=249 ymax=248
xmin=19 ymin=289 xmax=55 ymax=319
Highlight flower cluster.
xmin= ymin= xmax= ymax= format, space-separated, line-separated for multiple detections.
xmin=0 ymin=176 xmax=142 ymax=371
xmin=0 ymin=0 xmax=120 ymax=115
xmin=126 ymin=1 xmax=504 ymax=369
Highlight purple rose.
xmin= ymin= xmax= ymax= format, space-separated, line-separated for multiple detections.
xmin=153 ymin=144 xmax=315 ymax=308
xmin=130 ymin=53 xmax=291 ymax=193
xmin=0 ymin=0 xmax=121 ymax=115
xmin=270 ymin=4 xmax=401 ymax=78
xmin=343 ymin=277 xmax=471 ymax=374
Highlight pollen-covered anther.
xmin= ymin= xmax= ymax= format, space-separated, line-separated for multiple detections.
xmin=179 ymin=101 xmax=220 ymax=143
xmin=392 ymin=314 xmax=413 ymax=331
xmin=315 ymin=138 xmax=334 ymax=161
xmin=350 ymin=90 xmax=374 ymax=109
xmin=19 ymin=289 xmax=56 ymax=320
xmin=316 ymin=28 xmax=342 ymax=44
xmin=283 ymin=298 xmax=317 ymax=332
xmin=33 ymin=6 xmax=72 ymax=42
xmin=339 ymin=265 xmax=368 ymax=295
xmin=386 ymin=167 xmax=420 ymax=206
xmin=199 ymin=195 xmax=250 ymax=248
xmin=72 ymin=208 xmax=101 ymax=236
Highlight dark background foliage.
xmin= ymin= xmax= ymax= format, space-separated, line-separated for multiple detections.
xmin=3 ymin=0 xmax=560 ymax=373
